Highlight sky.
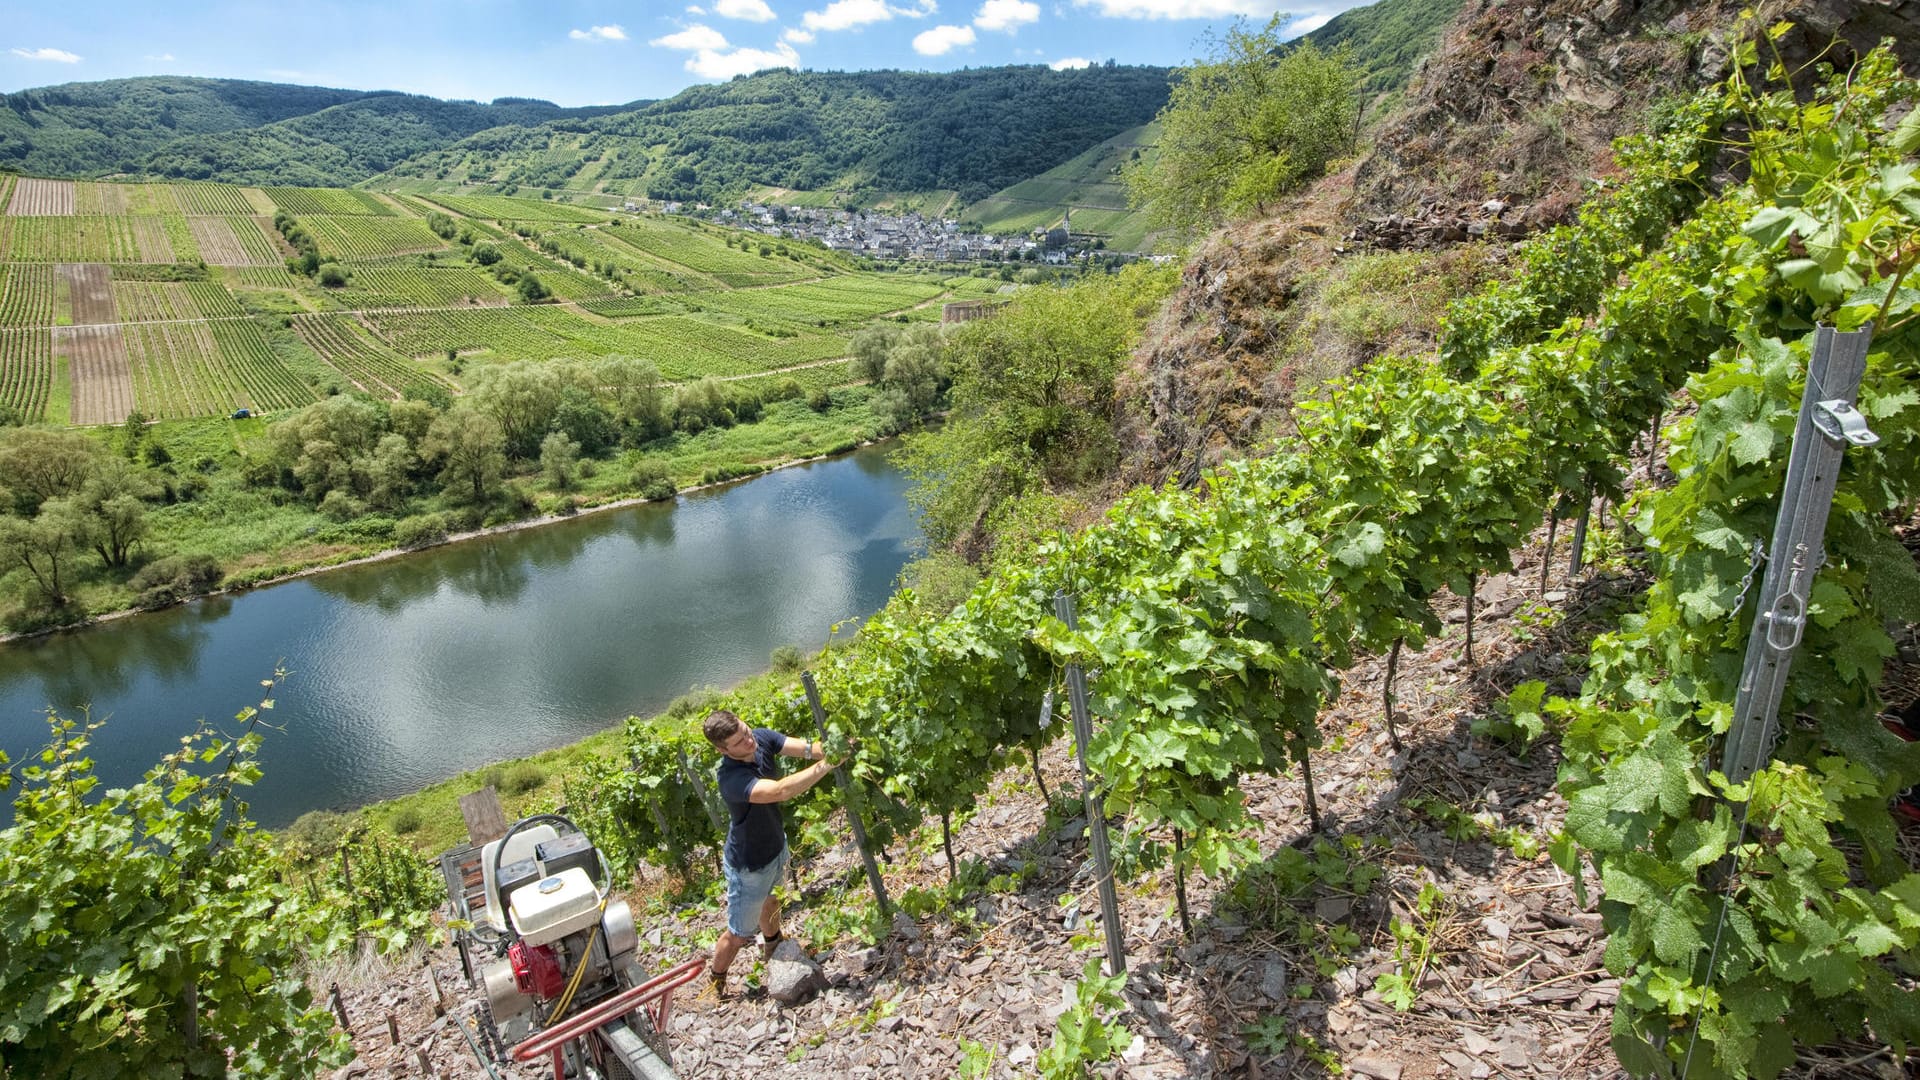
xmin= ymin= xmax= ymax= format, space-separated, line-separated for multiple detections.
xmin=1 ymin=0 xmax=1377 ymax=107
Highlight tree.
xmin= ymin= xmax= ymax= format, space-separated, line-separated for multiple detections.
xmin=540 ymin=432 xmax=581 ymax=491
xmin=0 ymin=427 xmax=99 ymax=514
xmin=423 ymin=408 xmax=506 ymax=505
xmin=593 ymin=355 xmax=668 ymax=442
xmin=1125 ymin=21 xmax=1357 ymax=236
xmin=468 ymin=361 xmax=565 ymax=459
xmin=76 ymin=458 xmax=159 ymax=568
xmin=0 ymin=500 xmax=88 ymax=607
xmin=516 ymin=272 xmax=550 ymax=303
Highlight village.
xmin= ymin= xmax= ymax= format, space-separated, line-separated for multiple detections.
xmin=637 ymin=198 xmax=1144 ymax=266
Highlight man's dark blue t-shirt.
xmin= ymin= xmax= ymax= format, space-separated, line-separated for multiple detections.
xmin=717 ymin=727 xmax=788 ymax=871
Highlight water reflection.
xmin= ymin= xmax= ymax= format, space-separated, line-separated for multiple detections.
xmin=0 ymin=445 xmax=917 ymax=827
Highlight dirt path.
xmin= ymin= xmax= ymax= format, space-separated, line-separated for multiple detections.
xmin=57 ymin=264 xmax=115 ymax=325
xmin=59 ymin=323 xmax=134 ymax=424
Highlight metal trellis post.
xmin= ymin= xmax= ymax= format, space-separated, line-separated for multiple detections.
xmin=1718 ymin=325 xmax=1879 ymax=785
xmin=1054 ymin=590 xmax=1127 ymax=975
xmin=801 ymin=671 xmax=892 ymax=917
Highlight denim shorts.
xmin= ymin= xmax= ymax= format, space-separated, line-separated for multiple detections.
xmin=724 ymin=844 xmax=789 ymax=937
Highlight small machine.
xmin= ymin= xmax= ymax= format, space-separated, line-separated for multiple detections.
xmin=441 ymin=813 xmax=702 ymax=1080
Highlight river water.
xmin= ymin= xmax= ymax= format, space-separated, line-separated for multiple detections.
xmin=0 ymin=445 xmax=919 ymax=827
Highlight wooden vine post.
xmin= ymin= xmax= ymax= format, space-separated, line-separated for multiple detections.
xmin=1055 ymin=590 xmax=1127 ymax=975
xmin=801 ymin=672 xmax=891 ymax=917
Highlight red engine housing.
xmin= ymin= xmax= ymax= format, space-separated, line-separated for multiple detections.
xmin=509 ymin=940 xmax=565 ymax=1000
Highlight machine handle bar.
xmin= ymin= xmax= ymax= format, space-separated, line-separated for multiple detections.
xmin=510 ymin=956 xmax=706 ymax=1063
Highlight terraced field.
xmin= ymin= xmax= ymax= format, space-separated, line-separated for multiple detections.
xmin=266 ymin=187 xmax=394 ymax=216
xmin=59 ymin=323 xmax=135 ymax=424
xmin=360 ymin=307 xmax=568 ymax=358
xmin=336 ymin=265 xmax=505 ymax=307
xmin=0 ymin=328 xmax=53 ymax=421
xmin=600 ymin=220 xmax=813 ymax=284
xmin=293 ymin=313 xmax=456 ymax=400
xmin=174 ymin=183 xmax=269 ymax=216
xmin=0 ymin=265 xmax=55 ymax=328
xmin=492 ymin=240 xmax=616 ymax=300
xmin=190 ymin=216 xmax=286 ymax=265
xmin=300 ymin=216 xmax=448 ymax=259
xmin=2 ymin=217 xmax=155 ymax=262
xmin=7 ymin=178 xmax=75 ymax=216
xmin=685 ymin=276 xmax=944 ymax=330
xmin=419 ymin=194 xmax=610 ymax=223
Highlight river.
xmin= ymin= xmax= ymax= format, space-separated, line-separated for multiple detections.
xmin=0 ymin=444 xmax=919 ymax=827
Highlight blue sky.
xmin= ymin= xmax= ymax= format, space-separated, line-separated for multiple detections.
xmin=2 ymin=0 xmax=1376 ymax=107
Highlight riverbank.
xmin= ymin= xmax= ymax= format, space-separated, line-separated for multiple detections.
xmin=0 ymin=390 xmax=895 ymax=642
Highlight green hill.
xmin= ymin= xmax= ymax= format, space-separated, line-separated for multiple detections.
xmin=954 ymin=0 xmax=1465 ymax=252
xmin=372 ymin=65 xmax=1173 ymax=207
xmin=0 ymin=77 xmax=365 ymax=176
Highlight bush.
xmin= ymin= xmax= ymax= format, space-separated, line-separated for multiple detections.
xmin=502 ymin=763 xmax=546 ymax=795
xmin=772 ymin=378 xmax=805 ymax=401
xmin=318 ymin=489 xmax=363 ymax=522
xmin=806 ymin=387 xmax=833 ymax=412
xmin=629 ymin=459 xmax=677 ymax=501
xmin=770 ymin=644 xmax=803 ymax=675
xmin=390 ymin=807 xmax=424 ymax=835
xmin=128 ymin=553 xmax=223 ymax=609
xmin=393 ymin=513 xmax=451 ymax=549
xmin=698 ymin=462 xmax=764 ymax=486
xmin=316 ymin=262 xmax=352 ymax=288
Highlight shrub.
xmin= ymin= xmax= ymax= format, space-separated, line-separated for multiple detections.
xmin=770 ymin=644 xmax=803 ymax=675
xmin=393 ymin=513 xmax=451 ymax=549
xmin=128 ymin=553 xmax=223 ymax=608
xmin=390 ymin=807 xmax=424 ymax=835
xmin=502 ymin=763 xmax=546 ymax=795
xmin=806 ymin=387 xmax=833 ymax=412
xmin=629 ymin=459 xmax=677 ymax=501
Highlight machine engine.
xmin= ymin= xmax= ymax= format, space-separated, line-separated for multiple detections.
xmin=472 ymin=816 xmax=641 ymax=1044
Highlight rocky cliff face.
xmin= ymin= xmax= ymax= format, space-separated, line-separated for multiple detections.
xmin=1117 ymin=0 xmax=1920 ymax=487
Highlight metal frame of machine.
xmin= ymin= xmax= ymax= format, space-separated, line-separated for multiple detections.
xmin=441 ymin=813 xmax=702 ymax=1080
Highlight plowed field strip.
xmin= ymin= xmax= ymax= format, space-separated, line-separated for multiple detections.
xmin=59 ymin=324 xmax=134 ymax=424
xmin=7 ymin=178 xmax=74 ymax=216
xmin=188 ymin=217 xmax=248 ymax=265
xmin=58 ymin=264 xmax=115 ymax=325
xmin=132 ymin=217 xmax=173 ymax=262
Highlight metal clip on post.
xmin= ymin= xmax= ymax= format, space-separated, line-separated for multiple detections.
xmin=1718 ymin=326 xmax=1877 ymax=787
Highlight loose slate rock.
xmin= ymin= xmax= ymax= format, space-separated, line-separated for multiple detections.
xmin=765 ymin=940 xmax=829 ymax=1006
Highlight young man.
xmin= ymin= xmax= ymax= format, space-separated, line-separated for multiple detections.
xmin=702 ymin=708 xmax=838 ymax=997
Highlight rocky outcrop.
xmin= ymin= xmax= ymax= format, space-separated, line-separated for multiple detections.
xmin=1116 ymin=0 xmax=1920 ymax=487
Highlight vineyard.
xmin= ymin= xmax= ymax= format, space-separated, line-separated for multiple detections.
xmin=582 ymin=48 xmax=1920 ymax=1080
xmin=292 ymin=313 xmax=456 ymax=400
xmin=122 ymin=317 xmax=314 ymax=418
xmin=112 ymin=282 xmax=201 ymax=323
xmin=686 ymin=275 xmax=945 ymax=329
xmin=188 ymin=216 xmax=285 ymax=265
xmin=0 ymin=328 xmax=53 ymax=420
xmin=298 ymin=216 xmax=448 ymax=260
xmin=490 ymin=239 xmax=616 ymax=300
xmin=576 ymin=295 xmax=685 ymax=318
xmin=173 ymin=182 xmax=269 ymax=216
xmin=417 ymin=193 xmax=609 ymax=223
xmin=265 ymin=187 xmax=395 ymax=216
xmin=359 ymin=307 xmax=568 ymax=358
xmin=333 ymin=265 xmax=505 ymax=307
xmin=601 ymin=219 xmax=812 ymax=282
xmin=528 ymin=227 xmax=711 ymax=293
xmin=6 ymin=178 xmax=75 ymax=216
xmin=2 ymin=217 xmax=155 ymax=262
xmin=522 ymin=307 xmax=850 ymax=378
xmin=0 ymin=265 xmax=55 ymax=327
xmin=59 ymin=323 xmax=134 ymax=425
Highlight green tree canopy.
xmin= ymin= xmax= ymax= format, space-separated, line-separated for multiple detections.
xmin=1127 ymin=20 xmax=1358 ymax=237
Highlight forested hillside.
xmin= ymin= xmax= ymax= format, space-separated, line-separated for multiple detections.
xmin=377 ymin=65 xmax=1174 ymax=206
xmin=0 ymin=77 xmax=366 ymax=176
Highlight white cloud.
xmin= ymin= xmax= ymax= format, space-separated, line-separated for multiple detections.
xmin=10 ymin=47 xmax=81 ymax=63
xmin=1072 ymin=0 xmax=1275 ymax=18
xmin=146 ymin=52 xmax=176 ymax=62
xmin=783 ymin=27 xmax=816 ymax=43
xmin=685 ymin=41 xmax=801 ymax=78
xmin=715 ymin=0 xmax=778 ymax=20
xmin=914 ymin=24 xmax=975 ymax=54
xmin=801 ymin=0 xmax=935 ymax=32
xmin=651 ymin=25 xmax=731 ymax=50
xmin=568 ymin=24 xmax=629 ymax=41
xmin=686 ymin=5 xmax=707 ymax=12
xmin=974 ymin=0 xmax=1038 ymax=31
xmin=1285 ymin=12 xmax=1334 ymax=34
xmin=1049 ymin=56 xmax=1091 ymax=69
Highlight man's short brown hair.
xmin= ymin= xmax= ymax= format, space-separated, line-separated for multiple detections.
xmin=703 ymin=709 xmax=746 ymax=747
